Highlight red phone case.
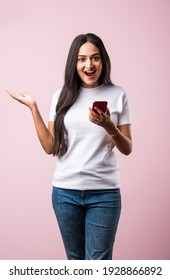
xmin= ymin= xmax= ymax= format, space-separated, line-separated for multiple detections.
xmin=92 ymin=101 xmax=108 ymax=114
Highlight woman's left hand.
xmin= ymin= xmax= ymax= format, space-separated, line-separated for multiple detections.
xmin=89 ymin=107 xmax=113 ymax=129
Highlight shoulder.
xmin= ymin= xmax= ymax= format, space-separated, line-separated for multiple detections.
xmin=102 ymin=84 xmax=125 ymax=93
xmin=103 ymin=84 xmax=127 ymax=100
xmin=109 ymin=84 xmax=126 ymax=95
xmin=51 ymin=88 xmax=62 ymax=104
xmin=52 ymin=88 xmax=62 ymax=98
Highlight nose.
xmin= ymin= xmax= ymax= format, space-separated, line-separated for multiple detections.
xmin=85 ymin=58 xmax=93 ymax=69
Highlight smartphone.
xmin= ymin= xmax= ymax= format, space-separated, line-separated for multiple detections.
xmin=92 ymin=101 xmax=108 ymax=114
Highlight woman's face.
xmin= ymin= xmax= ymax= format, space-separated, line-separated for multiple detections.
xmin=76 ymin=42 xmax=103 ymax=88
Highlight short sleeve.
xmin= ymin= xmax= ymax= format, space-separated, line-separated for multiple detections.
xmin=48 ymin=89 xmax=61 ymax=122
xmin=118 ymin=92 xmax=132 ymax=126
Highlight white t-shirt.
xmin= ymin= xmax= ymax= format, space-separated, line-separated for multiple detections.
xmin=49 ymin=84 xmax=132 ymax=190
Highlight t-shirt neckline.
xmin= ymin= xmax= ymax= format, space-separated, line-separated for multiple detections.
xmin=80 ymin=84 xmax=104 ymax=92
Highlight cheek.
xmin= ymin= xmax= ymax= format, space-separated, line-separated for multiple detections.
xmin=98 ymin=64 xmax=103 ymax=75
xmin=76 ymin=64 xmax=83 ymax=76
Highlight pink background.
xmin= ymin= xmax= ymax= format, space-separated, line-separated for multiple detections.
xmin=0 ymin=0 xmax=170 ymax=260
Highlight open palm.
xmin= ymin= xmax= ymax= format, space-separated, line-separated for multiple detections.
xmin=7 ymin=90 xmax=36 ymax=109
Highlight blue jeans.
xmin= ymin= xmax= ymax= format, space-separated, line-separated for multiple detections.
xmin=52 ymin=187 xmax=121 ymax=260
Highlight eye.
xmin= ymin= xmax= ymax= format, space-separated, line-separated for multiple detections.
xmin=77 ymin=57 xmax=86 ymax=62
xmin=91 ymin=55 xmax=101 ymax=62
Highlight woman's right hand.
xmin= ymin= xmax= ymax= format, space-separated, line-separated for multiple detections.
xmin=7 ymin=89 xmax=54 ymax=154
xmin=7 ymin=90 xmax=36 ymax=110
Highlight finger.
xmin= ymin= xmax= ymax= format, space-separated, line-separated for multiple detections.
xmin=7 ymin=89 xmax=23 ymax=103
xmin=105 ymin=107 xmax=110 ymax=116
xmin=6 ymin=89 xmax=18 ymax=99
xmin=89 ymin=110 xmax=99 ymax=123
xmin=89 ymin=107 xmax=99 ymax=117
xmin=6 ymin=89 xmax=13 ymax=96
xmin=94 ymin=107 xmax=106 ymax=116
xmin=94 ymin=107 xmax=101 ymax=114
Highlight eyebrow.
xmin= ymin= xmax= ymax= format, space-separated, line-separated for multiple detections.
xmin=78 ymin=52 xmax=100 ymax=57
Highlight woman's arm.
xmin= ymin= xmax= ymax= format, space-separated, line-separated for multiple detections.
xmin=104 ymin=122 xmax=132 ymax=155
xmin=89 ymin=107 xmax=132 ymax=156
xmin=7 ymin=90 xmax=54 ymax=154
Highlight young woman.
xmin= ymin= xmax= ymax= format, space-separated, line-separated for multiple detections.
xmin=7 ymin=33 xmax=132 ymax=260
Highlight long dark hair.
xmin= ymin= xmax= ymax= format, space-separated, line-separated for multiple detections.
xmin=53 ymin=33 xmax=113 ymax=157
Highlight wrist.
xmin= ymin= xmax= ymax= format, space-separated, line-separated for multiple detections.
xmin=104 ymin=122 xmax=119 ymax=139
xmin=105 ymin=121 xmax=117 ymax=135
xmin=109 ymin=128 xmax=119 ymax=138
xmin=30 ymin=102 xmax=38 ymax=112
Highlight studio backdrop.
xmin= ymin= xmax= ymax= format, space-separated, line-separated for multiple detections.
xmin=0 ymin=0 xmax=170 ymax=259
